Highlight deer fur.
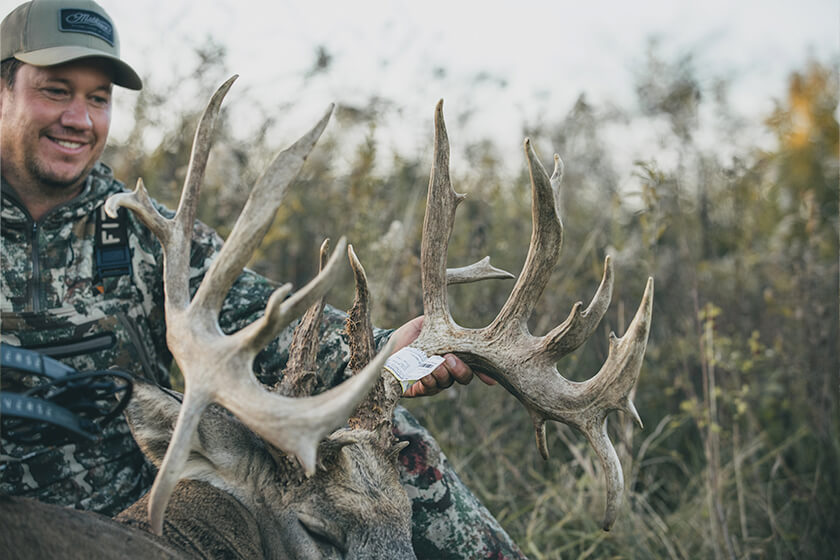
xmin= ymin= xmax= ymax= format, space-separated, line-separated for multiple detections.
xmin=114 ymin=382 xmax=413 ymax=559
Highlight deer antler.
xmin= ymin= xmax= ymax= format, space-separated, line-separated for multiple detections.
xmin=106 ymin=77 xmax=385 ymax=535
xmin=344 ymin=245 xmax=404 ymax=440
xmin=410 ymin=100 xmax=654 ymax=531
xmin=274 ymin=239 xmax=333 ymax=398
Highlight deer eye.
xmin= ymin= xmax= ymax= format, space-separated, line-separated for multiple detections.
xmin=298 ymin=513 xmax=347 ymax=553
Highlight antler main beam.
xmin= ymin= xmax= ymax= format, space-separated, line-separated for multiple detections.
xmin=411 ymin=100 xmax=654 ymax=530
xmin=106 ymin=78 xmax=383 ymax=535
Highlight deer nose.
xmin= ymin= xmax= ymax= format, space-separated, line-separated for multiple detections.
xmin=60 ymin=98 xmax=93 ymax=130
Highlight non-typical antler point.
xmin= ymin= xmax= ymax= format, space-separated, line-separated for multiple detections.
xmin=552 ymin=155 xmax=564 ymax=179
xmin=625 ymin=399 xmax=643 ymax=429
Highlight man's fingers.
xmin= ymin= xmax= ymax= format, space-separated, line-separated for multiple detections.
xmin=415 ymin=374 xmax=442 ymax=396
xmin=407 ymin=364 xmax=454 ymax=397
xmin=476 ymin=372 xmax=497 ymax=386
xmin=402 ymin=353 xmax=495 ymax=397
xmin=406 ymin=383 xmax=437 ymax=398
xmin=443 ymin=354 xmax=473 ymax=385
xmin=430 ymin=365 xmax=454 ymax=389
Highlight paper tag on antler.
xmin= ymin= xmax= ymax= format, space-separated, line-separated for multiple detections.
xmin=383 ymin=347 xmax=445 ymax=393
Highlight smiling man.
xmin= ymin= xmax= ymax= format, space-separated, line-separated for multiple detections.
xmin=1 ymin=0 xmax=141 ymax=220
xmin=0 ymin=1 xmax=523 ymax=558
xmin=1 ymin=60 xmax=113 ymax=218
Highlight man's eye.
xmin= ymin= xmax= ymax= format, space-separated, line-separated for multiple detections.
xmin=43 ymin=88 xmax=69 ymax=97
xmin=90 ymin=95 xmax=110 ymax=107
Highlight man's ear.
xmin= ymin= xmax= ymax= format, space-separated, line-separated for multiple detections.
xmin=0 ymin=79 xmax=13 ymax=113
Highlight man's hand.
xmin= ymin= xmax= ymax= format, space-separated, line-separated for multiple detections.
xmin=388 ymin=316 xmax=497 ymax=397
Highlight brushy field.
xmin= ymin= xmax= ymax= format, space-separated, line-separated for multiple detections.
xmin=107 ymin=45 xmax=838 ymax=559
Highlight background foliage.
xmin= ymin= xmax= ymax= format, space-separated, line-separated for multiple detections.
xmin=104 ymin=43 xmax=839 ymax=559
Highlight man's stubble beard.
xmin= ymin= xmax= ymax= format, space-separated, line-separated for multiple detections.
xmin=26 ymin=150 xmax=94 ymax=193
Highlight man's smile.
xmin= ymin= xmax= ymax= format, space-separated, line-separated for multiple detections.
xmin=53 ymin=139 xmax=84 ymax=149
xmin=43 ymin=133 xmax=91 ymax=154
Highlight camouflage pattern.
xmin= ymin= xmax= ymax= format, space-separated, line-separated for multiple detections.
xmin=394 ymin=407 xmax=526 ymax=559
xmin=1 ymin=162 xmax=523 ymax=557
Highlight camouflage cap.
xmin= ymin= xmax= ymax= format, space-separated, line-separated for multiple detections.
xmin=1 ymin=0 xmax=142 ymax=90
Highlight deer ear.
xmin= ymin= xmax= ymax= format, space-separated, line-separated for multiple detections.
xmin=314 ymin=429 xmax=359 ymax=471
xmin=123 ymin=380 xmax=184 ymax=467
xmin=125 ymin=380 xmax=270 ymax=476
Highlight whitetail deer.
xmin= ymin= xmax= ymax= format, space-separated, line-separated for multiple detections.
xmin=0 ymin=79 xmax=652 ymax=558
xmin=102 ymin=75 xmax=419 ymax=557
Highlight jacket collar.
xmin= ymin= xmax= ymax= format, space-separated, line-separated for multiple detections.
xmin=1 ymin=162 xmax=125 ymax=227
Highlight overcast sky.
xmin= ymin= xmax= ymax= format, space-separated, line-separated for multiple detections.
xmin=2 ymin=0 xmax=837 ymax=168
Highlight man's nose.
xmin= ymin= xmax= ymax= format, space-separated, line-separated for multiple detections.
xmin=60 ymin=97 xmax=93 ymax=130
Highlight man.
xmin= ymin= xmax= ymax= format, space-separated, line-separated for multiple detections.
xmin=0 ymin=1 xmax=524 ymax=557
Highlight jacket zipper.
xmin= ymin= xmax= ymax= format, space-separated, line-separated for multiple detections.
xmin=3 ymin=188 xmax=95 ymax=312
xmin=2 ymin=192 xmax=43 ymax=311
xmin=30 ymin=221 xmax=42 ymax=312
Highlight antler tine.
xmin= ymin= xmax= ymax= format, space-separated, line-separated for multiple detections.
xmin=490 ymin=141 xmax=564 ymax=335
xmin=346 ymin=245 xmax=376 ymax=372
xmin=177 ymin=75 xmax=238 ymax=231
xmin=542 ymin=255 xmax=614 ymax=360
xmin=147 ymin=388 xmax=206 ymax=534
xmin=193 ymin=103 xmax=334 ymax=314
xmin=241 ymin=236 xmax=347 ymax=353
xmin=577 ymin=277 xmax=653 ymax=530
xmin=276 ymin=239 xmax=332 ymax=397
xmin=345 ymin=245 xmax=402 ymax=434
xmin=105 ymin=178 xmax=170 ymax=243
xmin=287 ymin=238 xmax=333 ymax=369
xmin=106 ymin=76 xmax=237 ymax=312
xmin=420 ymin=99 xmax=466 ymax=331
xmin=578 ymin=277 xmax=652 ymax=429
xmin=446 ymin=256 xmax=515 ymax=285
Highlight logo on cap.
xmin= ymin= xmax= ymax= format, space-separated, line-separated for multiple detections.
xmin=59 ymin=8 xmax=113 ymax=46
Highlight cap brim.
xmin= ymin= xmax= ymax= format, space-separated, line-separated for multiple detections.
xmin=16 ymin=46 xmax=142 ymax=90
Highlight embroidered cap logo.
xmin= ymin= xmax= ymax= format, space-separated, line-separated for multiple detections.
xmin=59 ymin=8 xmax=114 ymax=46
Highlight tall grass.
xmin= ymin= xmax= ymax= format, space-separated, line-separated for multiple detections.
xmin=106 ymin=49 xmax=839 ymax=558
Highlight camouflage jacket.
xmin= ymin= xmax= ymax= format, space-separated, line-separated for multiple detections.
xmin=0 ymin=162 xmax=362 ymax=515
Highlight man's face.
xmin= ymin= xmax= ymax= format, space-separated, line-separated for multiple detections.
xmin=0 ymin=60 xmax=112 ymax=195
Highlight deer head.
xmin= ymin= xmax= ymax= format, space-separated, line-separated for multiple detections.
xmin=409 ymin=101 xmax=654 ymax=531
xmin=105 ymin=76 xmax=395 ymax=538
xmin=118 ymin=240 xmax=414 ymax=558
